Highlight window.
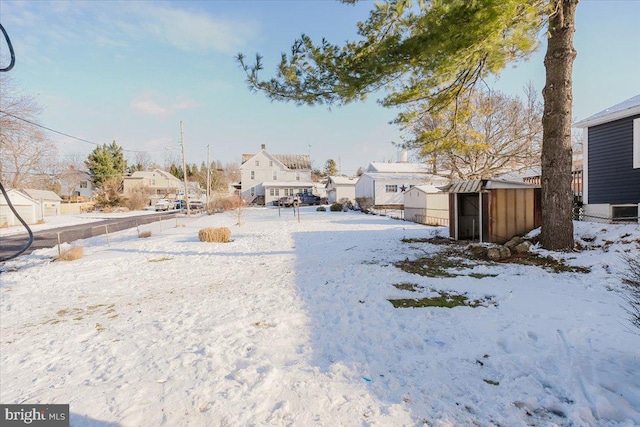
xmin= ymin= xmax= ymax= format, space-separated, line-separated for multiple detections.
xmin=273 ymin=171 xmax=277 ymax=180
xmin=269 ymin=160 xmax=273 ymax=167
xmin=296 ymin=172 xmax=300 ymax=181
xmin=250 ymin=187 xmax=255 ymax=196
xmin=250 ymin=171 xmax=255 ymax=180
xmin=612 ymin=205 xmax=638 ymax=222
xmin=634 ymin=118 xmax=640 ymax=169
xmin=255 ymin=160 xmax=259 ymax=166
xmin=269 ymin=188 xmax=275 ymax=196
xmin=275 ymin=189 xmax=280 ymax=196
xmin=385 ymin=184 xmax=398 ymax=193
xmin=80 ymin=181 xmax=88 ymax=189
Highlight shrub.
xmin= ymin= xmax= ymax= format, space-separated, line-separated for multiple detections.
xmin=58 ymin=246 xmax=84 ymax=261
xmin=124 ymin=187 xmax=151 ymax=211
xmin=198 ymin=227 xmax=231 ymax=243
xmin=138 ymin=230 xmax=152 ymax=238
xmin=209 ymin=196 xmax=243 ymax=213
xmin=356 ymin=197 xmax=374 ymax=213
xmin=330 ymin=203 xmax=343 ymax=212
xmin=621 ymin=253 xmax=640 ymax=332
xmin=338 ymin=198 xmax=354 ymax=210
xmin=316 ymin=206 xmax=326 ymax=212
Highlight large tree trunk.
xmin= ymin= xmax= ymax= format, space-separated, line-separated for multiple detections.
xmin=540 ymin=0 xmax=578 ymax=251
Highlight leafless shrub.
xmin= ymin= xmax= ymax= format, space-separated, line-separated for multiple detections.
xmin=58 ymin=246 xmax=84 ymax=261
xmin=198 ymin=227 xmax=231 ymax=243
xmin=124 ymin=187 xmax=151 ymax=211
xmin=138 ymin=230 xmax=152 ymax=238
xmin=621 ymin=253 xmax=640 ymax=332
xmin=356 ymin=197 xmax=374 ymax=213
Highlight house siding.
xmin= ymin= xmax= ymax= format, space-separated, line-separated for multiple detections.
xmin=587 ymin=114 xmax=640 ymax=204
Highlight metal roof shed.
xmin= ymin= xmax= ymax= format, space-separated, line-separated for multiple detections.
xmin=440 ymin=179 xmax=541 ymax=244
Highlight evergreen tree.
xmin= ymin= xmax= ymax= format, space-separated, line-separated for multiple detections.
xmin=238 ymin=0 xmax=578 ymax=250
xmin=85 ymin=140 xmax=126 ymax=189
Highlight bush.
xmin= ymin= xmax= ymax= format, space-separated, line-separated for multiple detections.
xmin=338 ymin=198 xmax=354 ymax=210
xmin=330 ymin=203 xmax=343 ymax=212
xmin=356 ymin=197 xmax=374 ymax=213
xmin=198 ymin=227 xmax=231 ymax=243
xmin=138 ymin=230 xmax=152 ymax=238
xmin=124 ymin=187 xmax=151 ymax=211
xmin=622 ymin=253 xmax=640 ymax=332
xmin=58 ymin=246 xmax=84 ymax=261
xmin=209 ymin=196 xmax=243 ymax=213
xmin=316 ymin=206 xmax=326 ymax=212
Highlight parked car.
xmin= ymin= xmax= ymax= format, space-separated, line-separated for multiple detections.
xmin=278 ymin=196 xmax=298 ymax=207
xmin=155 ymin=199 xmax=172 ymax=211
xmin=296 ymin=193 xmax=322 ymax=205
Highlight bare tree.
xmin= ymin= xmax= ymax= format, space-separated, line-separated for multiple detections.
xmin=403 ymin=87 xmax=542 ymax=180
xmin=0 ymin=75 xmax=57 ymax=188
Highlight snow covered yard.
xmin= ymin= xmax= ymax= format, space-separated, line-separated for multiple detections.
xmin=1 ymin=207 xmax=639 ymax=426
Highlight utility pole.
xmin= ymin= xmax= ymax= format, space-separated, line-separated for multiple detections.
xmin=206 ymin=144 xmax=211 ymax=209
xmin=180 ymin=121 xmax=191 ymax=216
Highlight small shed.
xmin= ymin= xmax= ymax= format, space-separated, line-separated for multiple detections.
xmin=0 ymin=189 xmax=38 ymax=227
xmin=404 ymin=185 xmax=449 ymax=226
xmin=441 ymin=179 xmax=541 ymax=244
xmin=22 ymin=189 xmax=62 ymax=218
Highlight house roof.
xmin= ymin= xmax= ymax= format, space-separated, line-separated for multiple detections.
xmin=242 ymin=150 xmax=311 ymax=170
xmin=0 ymin=189 xmax=38 ymax=206
xmin=361 ymin=172 xmax=447 ymax=182
xmin=328 ymin=176 xmax=358 ymax=185
xmin=441 ymin=179 xmax=539 ymax=193
xmin=575 ymin=93 xmax=640 ymax=128
xmin=21 ymin=189 xmax=62 ymax=202
xmin=366 ymin=162 xmax=431 ymax=174
xmin=408 ymin=185 xmax=443 ymax=194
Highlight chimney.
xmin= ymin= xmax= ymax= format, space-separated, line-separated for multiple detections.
xmin=397 ymin=149 xmax=408 ymax=163
xmin=261 ymin=144 xmax=266 ymax=150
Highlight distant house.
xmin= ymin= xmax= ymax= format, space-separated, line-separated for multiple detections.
xmin=21 ymin=189 xmax=62 ymax=218
xmin=240 ymin=144 xmax=313 ymax=206
xmin=355 ymin=160 xmax=449 ymax=208
xmin=123 ymin=169 xmax=185 ymax=204
xmin=0 ymin=189 xmax=38 ymax=226
xmin=326 ymin=176 xmax=357 ymax=204
xmin=403 ymin=185 xmax=449 ymax=226
xmin=575 ymin=94 xmax=640 ymax=222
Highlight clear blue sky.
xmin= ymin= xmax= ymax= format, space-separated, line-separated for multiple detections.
xmin=2 ymin=0 xmax=639 ymax=175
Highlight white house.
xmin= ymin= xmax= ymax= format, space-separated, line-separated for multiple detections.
xmin=123 ymin=169 xmax=185 ymax=205
xmin=0 ymin=189 xmax=38 ymax=226
xmin=240 ymin=144 xmax=313 ymax=205
xmin=355 ymin=160 xmax=449 ymax=208
xmin=326 ymin=176 xmax=357 ymax=204
xmin=21 ymin=189 xmax=62 ymax=218
xmin=403 ymin=185 xmax=449 ymax=226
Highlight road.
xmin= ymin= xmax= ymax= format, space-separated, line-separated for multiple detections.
xmin=0 ymin=211 xmax=178 ymax=262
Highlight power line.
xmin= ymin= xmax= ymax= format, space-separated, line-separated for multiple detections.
xmin=0 ymin=109 xmax=165 ymax=153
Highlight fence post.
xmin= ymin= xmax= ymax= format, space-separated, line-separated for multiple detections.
xmin=57 ymin=232 xmax=61 ymax=256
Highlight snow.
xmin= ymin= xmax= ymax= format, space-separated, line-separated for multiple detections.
xmin=1 ymin=207 xmax=639 ymax=426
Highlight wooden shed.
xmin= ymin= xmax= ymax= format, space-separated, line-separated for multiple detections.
xmin=440 ymin=179 xmax=541 ymax=244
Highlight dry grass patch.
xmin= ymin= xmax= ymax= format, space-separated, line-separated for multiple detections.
xmin=198 ymin=227 xmax=231 ymax=243
xmin=58 ymin=246 xmax=84 ymax=261
xmin=138 ymin=230 xmax=152 ymax=238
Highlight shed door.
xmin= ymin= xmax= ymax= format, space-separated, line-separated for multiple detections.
xmin=457 ymin=194 xmax=480 ymax=240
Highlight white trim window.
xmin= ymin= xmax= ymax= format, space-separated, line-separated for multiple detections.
xmin=250 ymin=171 xmax=255 ymax=180
xmin=385 ymin=184 xmax=398 ymax=193
xmin=633 ymin=118 xmax=640 ymax=169
xmin=273 ymin=171 xmax=277 ymax=180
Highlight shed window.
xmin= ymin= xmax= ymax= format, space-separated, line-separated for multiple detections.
xmin=385 ymin=185 xmax=398 ymax=193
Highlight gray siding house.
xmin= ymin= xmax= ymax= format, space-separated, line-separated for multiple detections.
xmin=575 ymin=94 xmax=640 ymax=222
